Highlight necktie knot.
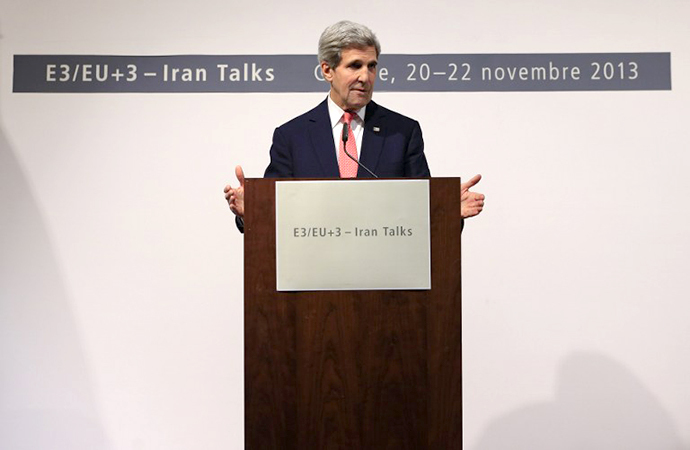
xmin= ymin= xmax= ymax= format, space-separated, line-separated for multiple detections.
xmin=343 ymin=112 xmax=356 ymax=126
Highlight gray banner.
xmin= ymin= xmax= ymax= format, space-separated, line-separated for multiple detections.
xmin=13 ymin=53 xmax=671 ymax=93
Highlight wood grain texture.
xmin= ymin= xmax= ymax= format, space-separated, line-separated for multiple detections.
xmin=245 ymin=178 xmax=462 ymax=450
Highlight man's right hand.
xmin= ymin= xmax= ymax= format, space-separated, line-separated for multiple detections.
xmin=224 ymin=165 xmax=245 ymax=218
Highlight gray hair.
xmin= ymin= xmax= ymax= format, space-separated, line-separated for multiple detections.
xmin=318 ymin=20 xmax=381 ymax=68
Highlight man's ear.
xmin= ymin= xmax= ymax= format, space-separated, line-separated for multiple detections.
xmin=321 ymin=61 xmax=334 ymax=82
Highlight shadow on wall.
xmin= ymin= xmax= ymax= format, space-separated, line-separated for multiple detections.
xmin=472 ymin=351 xmax=685 ymax=450
xmin=0 ymin=113 xmax=111 ymax=446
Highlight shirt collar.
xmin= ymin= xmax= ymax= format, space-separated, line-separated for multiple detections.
xmin=327 ymin=95 xmax=366 ymax=129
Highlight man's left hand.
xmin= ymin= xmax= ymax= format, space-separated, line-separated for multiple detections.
xmin=461 ymin=174 xmax=485 ymax=219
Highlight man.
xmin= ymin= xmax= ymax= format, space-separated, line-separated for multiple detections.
xmin=225 ymin=20 xmax=484 ymax=226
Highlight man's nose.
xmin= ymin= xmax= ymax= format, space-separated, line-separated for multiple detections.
xmin=357 ymin=67 xmax=370 ymax=84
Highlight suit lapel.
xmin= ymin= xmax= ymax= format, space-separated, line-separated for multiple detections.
xmin=307 ymin=99 xmax=340 ymax=177
xmin=359 ymin=101 xmax=386 ymax=178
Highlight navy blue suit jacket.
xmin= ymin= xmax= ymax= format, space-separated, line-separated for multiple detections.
xmin=236 ymin=99 xmax=432 ymax=232
xmin=263 ymin=99 xmax=430 ymax=178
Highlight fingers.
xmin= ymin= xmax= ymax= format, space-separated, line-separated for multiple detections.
xmin=466 ymin=195 xmax=485 ymax=207
xmin=224 ymin=166 xmax=246 ymax=218
xmin=471 ymin=193 xmax=485 ymax=208
xmin=460 ymin=190 xmax=485 ymax=219
xmin=226 ymin=187 xmax=241 ymax=202
xmin=463 ymin=207 xmax=482 ymax=219
xmin=224 ymin=166 xmax=244 ymax=203
xmin=224 ymin=184 xmax=235 ymax=202
xmin=461 ymin=202 xmax=484 ymax=218
xmin=471 ymin=192 xmax=486 ymax=202
xmin=461 ymin=174 xmax=482 ymax=191
xmin=235 ymin=165 xmax=245 ymax=186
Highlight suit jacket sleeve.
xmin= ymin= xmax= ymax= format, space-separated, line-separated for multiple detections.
xmin=404 ymin=120 xmax=430 ymax=178
xmin=263 ymin=126 xmax=294 ymax=178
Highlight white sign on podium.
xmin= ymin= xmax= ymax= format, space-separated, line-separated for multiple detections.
xmin=275 ymin=180 xmax=431 ymax=291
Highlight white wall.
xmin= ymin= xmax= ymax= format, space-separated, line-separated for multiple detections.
xmin=1 ymin=0 xmax=689 ymax=449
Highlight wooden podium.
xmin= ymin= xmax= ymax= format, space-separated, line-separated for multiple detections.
xmin=244 ymin=178 xmax=462 ymax=449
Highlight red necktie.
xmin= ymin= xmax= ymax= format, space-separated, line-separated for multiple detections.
xmin=339 ymin=112 xmax=358 ymax=178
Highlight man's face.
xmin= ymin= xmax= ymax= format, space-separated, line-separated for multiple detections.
xmin=322 ymin=46 xmax=378 ymax=111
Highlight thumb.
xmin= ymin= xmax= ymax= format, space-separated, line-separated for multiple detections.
xmin=235 ymin=165 xmax=245 ymax=186
xmin=461 ymin=174 xmax=481 ymax=191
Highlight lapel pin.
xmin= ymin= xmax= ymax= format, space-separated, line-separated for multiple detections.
xmin=373 ymin=126 xmax=380 ymax=133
